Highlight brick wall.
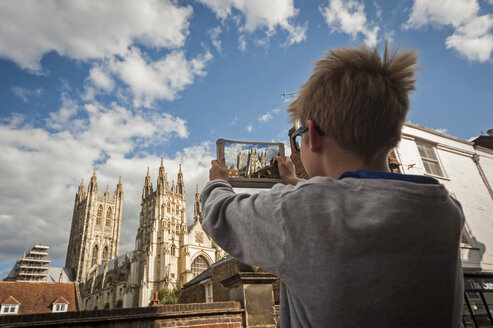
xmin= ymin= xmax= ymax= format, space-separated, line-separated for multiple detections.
xmin=211 ymin=259 xmax=240 ymax=302
xmin=178 ymin=283 xmax=205 ymax=303
xmin=157 ymin=314 xmax=242 ymax=327
xmin=0 ymin=301 xmax=243 ymax=327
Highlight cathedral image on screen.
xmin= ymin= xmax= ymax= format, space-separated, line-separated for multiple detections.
xmin=64 ymin=159 xmax=226 ymax=309
xmin=224 ymin=142 xmax=281 ymax=179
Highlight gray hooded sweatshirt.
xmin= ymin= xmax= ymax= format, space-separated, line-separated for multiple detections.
xmin=201 ymin=176 xmax=464 ymax=328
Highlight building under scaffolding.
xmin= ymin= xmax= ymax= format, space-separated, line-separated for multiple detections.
xmin=5 ymin=245 xmax=50 ymax=282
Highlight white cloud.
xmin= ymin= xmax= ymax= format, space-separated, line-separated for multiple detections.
xmin=0 ymin=98 xmax=215 ymax=270
xmin=445 ymin=15 xmax=493 ymax=62
xmin=0 ymin=0 xmax=192 ymax=72
xmin=86 ymin=48 xmax=213 ymax=108
xmin=433 ymin=128 xmax=448 ymax=134
xmin=404 ymin=0 xmax=493 ymax=62
xmin=209 ymin=26 xmax=223 ymax=53
xmin=88 ymin=66 xmax=114 ymax=93
xmin=259 ymin=108 xmax=282 ymax=122
xmin=246 ymin=124 xmax=253 ymax=132
xmin=229 ymin=116 xmax=238 ymax=126
xmin=197 ymin=0 xmax=306 ymax=46
xmin=11 ymin=86 xmax=42 ymax=102
xmin=405 ymin=0 xmax=479 ymax=29
xmin=238 ymin=35 xmax=247 ymax=51
xmin=319 ymin=0 xmax=379 ymax=47
xmin=259 ymin=113 xmax=273 ymax=122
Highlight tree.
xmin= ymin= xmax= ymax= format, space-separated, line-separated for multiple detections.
xmin=158 ymin=286 xmax=181 ymax=304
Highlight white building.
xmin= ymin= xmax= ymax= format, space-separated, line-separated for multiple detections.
xmin=395 ymin=123 xmax=493 ymax=327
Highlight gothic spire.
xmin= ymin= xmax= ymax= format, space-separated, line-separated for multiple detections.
xmin=76 ymin=179 xmax=86 ymax=201
xmin=157 ymin=157 xmax=168 ymax=193
xmin=176 ymin=164 xmax=185 ymax=195
xmin=115 ymin=176 xmax=123 ymax=198
xmin=88 ymin=170 xmax=98 ymax=194
xmin=194 ymin=184 xmax=202 ymax=223
xmin=142 ymin=167 xmax=153 ymax=199
xmin=158 ymin=157 xmax=165 ymax=177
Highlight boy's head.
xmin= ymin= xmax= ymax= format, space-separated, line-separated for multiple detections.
xmin=288 ymin=44 xmax=419 ymax=162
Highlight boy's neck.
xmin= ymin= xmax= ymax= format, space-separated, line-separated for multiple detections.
xmin=323 ymin=156 xmax=390 ymax=179
xmin=310 ymin=137 xmax=390 ymax=180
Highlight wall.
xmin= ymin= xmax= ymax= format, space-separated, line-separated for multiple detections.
xmin=0 ymin=302 xmax=243 ymax=328
xmin=398 ymin=123 xmax=493 ymax=272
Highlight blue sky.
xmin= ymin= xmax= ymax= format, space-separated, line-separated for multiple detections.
xmin=1 ymin=0 xmax=492 ymax=278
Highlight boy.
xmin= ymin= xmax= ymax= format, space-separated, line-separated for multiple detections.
xmin=201 ymin=45 xmax=464 ymax=327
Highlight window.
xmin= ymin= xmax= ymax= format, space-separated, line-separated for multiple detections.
xmin=191 ymin=255 xmax=210 ymax=277
xmin=417 ymin=143 xmax=444 ymax=177
xmin=105 ymin=208 xmax=112 ymax=227
xmin=1 ymin=304 xmax=19 ymax=314
xmin=102 ymin=246 xmax=108 ymax=262
xmin=52 ymin=303 xmax=68 ymax=312
xmin=203 ymin=281 xmax=213 ymax=303
xmin=92 ymin=245 xmax=99 ymax=267
xmin=96 ymin=206 xmax=103 ymax=225
xmin=170 ymin=245 xmax=175 ymax=256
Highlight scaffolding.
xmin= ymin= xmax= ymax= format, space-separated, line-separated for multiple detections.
xmin=5 ymin=244 xmax=51 ymax=282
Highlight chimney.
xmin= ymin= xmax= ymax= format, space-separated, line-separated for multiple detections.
xmin=151 ymin=291 xmax=159 ymax=306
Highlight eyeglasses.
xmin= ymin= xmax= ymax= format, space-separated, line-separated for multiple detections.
xmin=291 ymin=124 xmax=324 ymax=152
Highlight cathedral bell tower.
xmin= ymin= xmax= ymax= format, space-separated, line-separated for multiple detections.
xmin=65 ymin=171 xmax=123 ymax=282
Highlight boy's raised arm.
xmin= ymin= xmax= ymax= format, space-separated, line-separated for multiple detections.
xmin=200 ymin=160 xmax=287 ymax=277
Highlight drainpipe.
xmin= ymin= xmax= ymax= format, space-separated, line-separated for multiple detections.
xmin=472 ymin=153 xmax=493 ymax=200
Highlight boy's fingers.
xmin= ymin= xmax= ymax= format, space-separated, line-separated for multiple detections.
xmin=274 ymin=156 xmax=284 ymax=164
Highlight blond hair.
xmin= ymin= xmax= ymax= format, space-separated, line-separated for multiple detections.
xmin=288 ymin=44 xmax=419 ymax=162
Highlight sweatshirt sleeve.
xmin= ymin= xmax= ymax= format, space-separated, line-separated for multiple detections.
xmin=200 ymin=179 xmax=286 ymax=277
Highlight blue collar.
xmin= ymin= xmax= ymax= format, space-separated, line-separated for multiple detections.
xmin=339 ymin=170 xmax=439 ymax=185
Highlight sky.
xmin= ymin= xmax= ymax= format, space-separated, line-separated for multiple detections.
xmin=1 ymin=0 xmax=493 ymax=279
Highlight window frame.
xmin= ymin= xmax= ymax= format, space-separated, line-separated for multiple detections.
xmin=1 ymin=304 xmax=19 ymax=314
xmin=416 ymin=141 xmax=447 ymax=178
xmin=200 ymin=279 xmax=213 ymax=303
xmin=191 ymin=255 xmax=210 ymax=277
xmin=52 ymin=303 xmax=68 ymax=313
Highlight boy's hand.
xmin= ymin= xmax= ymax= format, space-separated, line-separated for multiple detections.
xmin=209 ymin=157 xmax=229 ymax=182
xmin=274 ymin=156 xmax=299 ymax=185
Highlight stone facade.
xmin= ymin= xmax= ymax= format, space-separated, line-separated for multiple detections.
xmin=65 ymin=172 xmax=123 ymax=282
xmin=66 ymin=160 xmax=226 ymax=310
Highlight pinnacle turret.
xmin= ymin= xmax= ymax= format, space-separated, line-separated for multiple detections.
xmin=194 ymin=184 xmax=202 ymax=223
xmin=77 ymin=179 xmax=86 ymax=199
xmin=176 ymin=164 xmax=185 ymax=195
xmin=157 ymin=157 xmax=168 ymax=193
xmin=115 ymin=176 xmax=123 ymax=199
xmin=142 ymin=167 xmax=153 ymax=199
xmin=88 ymin=170 xmax=98 ymax=194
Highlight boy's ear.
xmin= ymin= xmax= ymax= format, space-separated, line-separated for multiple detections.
xmin=307 ymin=120 xmax=322 ymax=152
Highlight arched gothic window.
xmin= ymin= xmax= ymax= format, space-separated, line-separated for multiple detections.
xmin=167 ymin=202 xmax=170 ymax=213
xmin=96 ymin=206 xmax=103 ymax=225
xmin=102 ymin=246 xmax=109 ymax=262
xmin=170 ymin=245 xmax=176 ymax=256
xmin=92 ymin=245 xmax=99 ymax=267
xmin=105 ymin=208 xmax=112 ymax=227
xmin=191 ymin=255 xmax=210 ymax=277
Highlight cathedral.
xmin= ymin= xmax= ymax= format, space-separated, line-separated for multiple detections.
xmin=64 ymin=159 xmax=225 ymax=310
